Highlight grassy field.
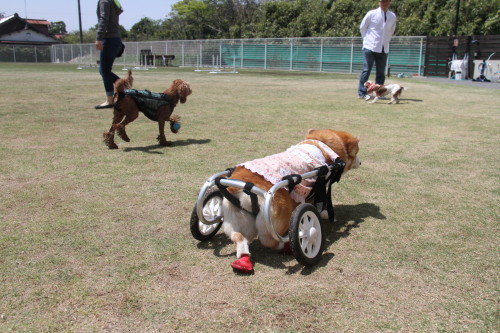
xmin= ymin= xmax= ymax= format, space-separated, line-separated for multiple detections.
xmin=0 ymin=63 xmax=498 ymax=332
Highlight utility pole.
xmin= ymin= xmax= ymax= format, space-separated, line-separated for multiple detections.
xmin=453 ymin=0 xmax=460 ymax=36
xmin=77 ymin=0 xmax=84 ymax=44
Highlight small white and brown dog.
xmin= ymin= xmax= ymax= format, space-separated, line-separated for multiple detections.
xmin=364 ymin=81 xmax=405 ymax=104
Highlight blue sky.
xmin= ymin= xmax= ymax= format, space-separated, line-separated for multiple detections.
xmin=1 ymin=0 xmax=178 ymax=32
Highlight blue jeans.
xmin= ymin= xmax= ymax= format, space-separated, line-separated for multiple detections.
xmin=358 ymin=48 xmax=388 ymax=97
xmin=99 ymin=37 xmax=122 ymax=96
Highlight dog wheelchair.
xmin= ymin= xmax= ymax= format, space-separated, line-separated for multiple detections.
xmin=190 ymin=158 xmax=346 ymax=267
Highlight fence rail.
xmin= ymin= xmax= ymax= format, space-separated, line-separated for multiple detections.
xmin=0 ymin=44 xmax=52 ymax=62
xmin=2 ymin=36 xmax=427 ymax=76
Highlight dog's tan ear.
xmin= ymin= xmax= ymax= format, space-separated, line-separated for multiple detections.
xmin=177 ymin=80 xmax=192 ymax=104
xmin=307 ymin=129 xmax=317 ymax=135
xmin=346 ymin=136 xmax=360 ymax=156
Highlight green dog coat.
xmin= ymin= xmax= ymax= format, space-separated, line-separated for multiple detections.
xmin=118 ymin=89 xmax=173 ymax=121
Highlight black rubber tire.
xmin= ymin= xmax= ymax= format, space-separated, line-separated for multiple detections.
xmin=190 ymin=190 xmax=223 ymax=241
xmin=289 ymin=203 xmax=325 ymax=267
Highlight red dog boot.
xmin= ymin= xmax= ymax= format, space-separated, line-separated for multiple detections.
xmin=281 ymin=242 xmax=292 ymax=255
xmin=231 ymin=254 xmax=253 ymax=273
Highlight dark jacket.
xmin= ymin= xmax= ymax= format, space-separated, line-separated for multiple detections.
xmin=96 ymin=0 xmax=123 ymax=40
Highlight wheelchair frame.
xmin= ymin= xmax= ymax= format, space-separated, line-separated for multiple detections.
xmin=190 ymin=160 xmax=345 ymax=266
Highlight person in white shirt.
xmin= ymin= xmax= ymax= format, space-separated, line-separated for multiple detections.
xmin=358 ymin=0 xmax=397 ymax=100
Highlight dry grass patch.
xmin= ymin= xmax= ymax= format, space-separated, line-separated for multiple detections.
xmin=0 ymin=63 xmax=498 ymax=332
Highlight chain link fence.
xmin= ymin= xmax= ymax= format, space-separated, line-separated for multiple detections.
xmin=3 ymin=36 xmax=426 ymax=76
xmin=0 ymin=44 xmax=52 ymax=62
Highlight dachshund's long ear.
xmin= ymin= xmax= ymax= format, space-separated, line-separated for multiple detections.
xmin=176 ymin=80 xmax=192 ymax=104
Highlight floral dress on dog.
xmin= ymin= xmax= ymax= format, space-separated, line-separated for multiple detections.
xmin=240 ymin=140 xmax=339 ymax=204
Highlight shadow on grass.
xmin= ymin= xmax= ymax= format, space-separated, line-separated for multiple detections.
xmin=196 ymin=233 xmax=233 ymax=258
xmin=284 ymin=202 xmax=386 ymax=275
xmin=195 ymin=202 xmax=386 ymax=275
xmin=172 ymin=138 xmax=211 ymax=147
xmin=122 ymin=138 xmax=211 ymax=153
xmin=401 ymin=98 xmax=423 ymax=102
xmin=370 ymin=98 xmax=423 ymax=105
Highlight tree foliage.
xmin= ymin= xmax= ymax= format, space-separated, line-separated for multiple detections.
xmin=49 ymin=21 xmax=67 ymax=35
xmin=61 ymin=0 xmax=500 ymax=43
xmin=129 ymin=18 xmax=162 ymax=41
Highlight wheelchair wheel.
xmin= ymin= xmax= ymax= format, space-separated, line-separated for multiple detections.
xmin=190 ymin=190 xmax=223 ymax=241
xmin=289 ymin=203 xmax=324 ymax=267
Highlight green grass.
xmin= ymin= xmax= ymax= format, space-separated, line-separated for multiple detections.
xmin=0 ymin=62 xmax=498 ymax=332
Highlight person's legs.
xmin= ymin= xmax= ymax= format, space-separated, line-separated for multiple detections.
xmin=374 ymin=52 xmax=388 ymax=85
xmin=358 ymin=49 xmax=375 ymax=97
xmin=98 ymin=38 xmax=122 ymax=105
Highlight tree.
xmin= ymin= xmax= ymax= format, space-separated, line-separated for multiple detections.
xmin=459 ymin=0 xmax=500 ymax=35
xmin=49 ymin=21 xmax=67 ymax=35
xmin=325 ymin=0 xmax=373 ymax=37
xmin=62 ymin=28 xmax=96 ymax=44
xmin=129 ymin=18 xmax=162 ymax=41
xmin=62 ymin=25 xmax=127 ymax=43
xmin=392 ymin=0 xmax=500 ymax=36
xmin=256 ymin=0 xmax=300 ymax=38
xmin=170 ymin=0 xmax=221 ymax=39
xmin=59 ymin=0 xmax=500 ymax=43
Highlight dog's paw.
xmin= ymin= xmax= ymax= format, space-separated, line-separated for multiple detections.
xmin=116 ymin=127 xmax=130 ymax=142
xmin=280 ymin=242 xmax=293 ymax=255
xmin=157 ymin=136 xmax=172 ymax=146
xmin=103 ymin=132 xmax=118 ymax=149
xmin=231 ymin=254 xmax=253 ymax=274
xmin=158 ymin=140 xmax=173 ymax=147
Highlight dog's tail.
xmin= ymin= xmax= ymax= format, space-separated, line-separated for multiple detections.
xmin=114 ymin=69 xmax=133 ymax=93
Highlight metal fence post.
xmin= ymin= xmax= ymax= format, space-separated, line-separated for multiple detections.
xmin=320 ymin=39 xmax=323 ymax=72
xmin=350 ymin=39 xmax=354 ymax=74
xmin=264 ymin=40 xmax=267 ymax=70
xmin=419 ymin=37 xmax=423 ymax=76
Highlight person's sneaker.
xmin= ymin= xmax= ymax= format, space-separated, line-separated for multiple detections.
xmin=359 ymin=94 xmax=371 ymax=101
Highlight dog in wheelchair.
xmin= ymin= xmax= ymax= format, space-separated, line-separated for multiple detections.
xmin=102 ymin=70 xmax=192 ymax=149
xmin=220 ymin=129 xmax=361 ymax=273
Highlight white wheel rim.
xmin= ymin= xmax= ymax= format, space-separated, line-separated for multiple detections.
xmin=199 ymin=196 xmax=222 ymax=235
xmin=298 ymin=211 xmax=322 ymax=258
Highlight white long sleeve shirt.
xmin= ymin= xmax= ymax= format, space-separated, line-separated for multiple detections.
xmin=360 ymin=7 xmax=397 ymax=53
